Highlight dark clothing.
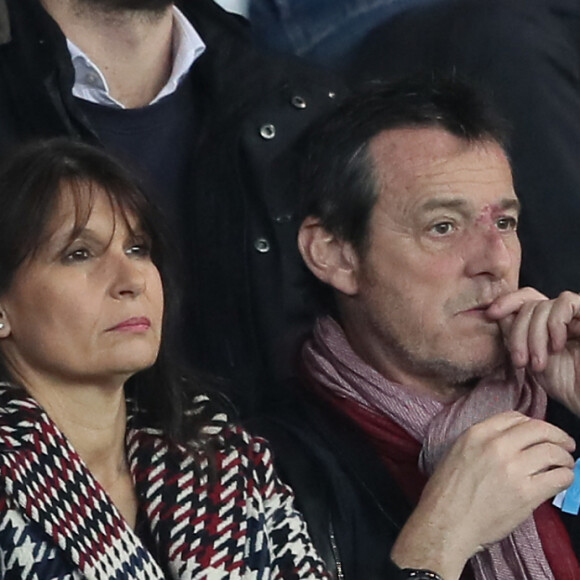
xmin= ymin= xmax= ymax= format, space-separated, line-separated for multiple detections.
xmin=77 ymin=77 xmax=198 ymax=237
xmin=0 ymin=0 xmax=345 ymax=413
xmin=250 ymin=387 xmax=580 ymax=579
xmin=348 ymin=0 xmax=580 ymax=299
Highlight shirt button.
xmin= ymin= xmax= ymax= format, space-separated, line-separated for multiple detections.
xmin=254 ymin=238 xmax=271 ymax=253
xmin=259 ymin=124 xmax=276 ymax=140
xmin=86 ymin=72 xmax=99 ymax=86
xmin=291 ymin=95 xmax=307 ymax=109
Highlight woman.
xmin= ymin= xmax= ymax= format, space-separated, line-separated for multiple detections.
xmin=0 ymin=138 xmax=329 ymax=579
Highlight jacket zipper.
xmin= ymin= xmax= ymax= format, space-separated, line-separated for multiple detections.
xmin=329 ymin=520 xmax=345 ymax=580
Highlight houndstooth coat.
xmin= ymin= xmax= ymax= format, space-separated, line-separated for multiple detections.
xmin=0 ymin=385 xmax=329 ymax=579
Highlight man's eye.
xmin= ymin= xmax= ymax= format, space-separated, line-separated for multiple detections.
xmin=64 ymin=248 xmax=91 ymax=262
xmin=430 ymin=222 xmax=454 ymax=235
xmin=496 ymin=216 xmax=518 ymax=231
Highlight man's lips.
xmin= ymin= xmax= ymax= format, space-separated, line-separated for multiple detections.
xmin=457 ymin=303 xmax=496 ymax=319
xmin=107 ymin=317 xmax=151 ymax=332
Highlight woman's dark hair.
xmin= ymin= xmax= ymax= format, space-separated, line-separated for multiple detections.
xmin=0 ymin=138 xmax=224 ymax=447
xmin=299 ymin=75 xmax=510 ymax=255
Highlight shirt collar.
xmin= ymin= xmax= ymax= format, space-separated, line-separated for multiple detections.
xmin=67 ymin=5 xmax=205 ymax=109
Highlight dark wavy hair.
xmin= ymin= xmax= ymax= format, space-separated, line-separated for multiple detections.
xmin=0 ymin=138 xmax=226 ymax=446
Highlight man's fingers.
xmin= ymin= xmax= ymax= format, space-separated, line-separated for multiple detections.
xmin=545 ymin=291 xmax=580 ymax=351
xmin=488 ymin=290 xmax=580 ymax=371
xmin=423 ymin=412 xmax=576 ymax=556
xmin=524 ymin=442 xmax=575 ymax=476
xmin=501 ymin=415 xmax=576 ymax=453
xmin=500 ymin=301 xmax=537 ymax=368
xmin=486 ymin=287 xmax=547 ymax=319
xmin=531 ymin=466 xmax=575 ymax=500
xmin=456 ymin=413 xmax=576 ymax=461
xmin=525 ymin=301 xmax=554 ymax=371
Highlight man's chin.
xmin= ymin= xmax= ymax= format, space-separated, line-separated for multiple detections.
xmin=446 ymin=349 xmax=509 ymax=386
xmin=78 ymin=0 xmax=173 ymax=12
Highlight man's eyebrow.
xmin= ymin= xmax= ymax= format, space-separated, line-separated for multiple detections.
xmin=499 ymin=198 xmax=522 ymax=214
xmin=420 ymin=197 xmax=521 ymax=214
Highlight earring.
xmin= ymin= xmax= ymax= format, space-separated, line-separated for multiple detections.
xmin=0 ymin=323 xmax=4 ymax=330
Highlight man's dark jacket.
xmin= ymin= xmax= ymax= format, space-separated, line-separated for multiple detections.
xmin=252 ymin=388 xmax=580 ymax=579
xmin=0 ymin=0 xmax=345 ymax=413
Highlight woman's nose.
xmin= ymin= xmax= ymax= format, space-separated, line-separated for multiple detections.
xmin=109 ymin=256 xmax=147 ymax=299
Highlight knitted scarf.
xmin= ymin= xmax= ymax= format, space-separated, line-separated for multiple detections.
xmin=302 ymin=316 xmax=580 ymax=580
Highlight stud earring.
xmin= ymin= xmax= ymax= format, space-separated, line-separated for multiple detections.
xmin=0 ymin=323 xmax=4 ymax=330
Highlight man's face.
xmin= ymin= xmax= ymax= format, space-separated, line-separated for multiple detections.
xmin=341 ymin=127 xmax=521 ymax=397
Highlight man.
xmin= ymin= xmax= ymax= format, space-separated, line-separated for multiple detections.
xmin=248 ymin=0 xmax=437 ymax=70
xmin=0 ymin=0 xmax=344 ymax=411
xmin=254 ymin=78 xmax=580 ymax=579
xmin=349 ymin=0 xmax=580 ymax=301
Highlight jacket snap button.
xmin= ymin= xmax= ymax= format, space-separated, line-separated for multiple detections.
xmin=259 ymin=124 xmax=276 ymax=140
xmin=274 ymin=214 xmax=292 ymax=224
xmin=254 ymin=238 xmax=271 ymax=253
xmin=291 ymin=95 xmax=307 ymax=109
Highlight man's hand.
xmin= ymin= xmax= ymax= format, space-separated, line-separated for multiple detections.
xmin=391 ymin=411 xmax=575 ymax=580
xmin=486 ymin=288 xmax=580 ymax=416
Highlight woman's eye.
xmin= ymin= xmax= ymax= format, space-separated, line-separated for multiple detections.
xmin=126 ymin=243 xmax=151 ymax=257
xmin=496 ymin=216 xmax=518 ymax=231
xmin=63 ymin=248 xmax=91 ymax=262
xmin=430 ymin=221 xmax=454 ymax=235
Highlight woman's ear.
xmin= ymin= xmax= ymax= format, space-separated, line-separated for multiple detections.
xmin=0 ymin=307 xmax=11 ymax=338
xmin=298 ymin=216 xmax=360 ymax=296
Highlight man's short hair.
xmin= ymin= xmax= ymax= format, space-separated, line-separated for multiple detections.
xmin=299 ymin=76 xmax=509 ymax=254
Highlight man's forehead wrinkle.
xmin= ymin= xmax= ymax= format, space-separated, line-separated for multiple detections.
xmin=369 ymin=127 xmax=506 ymax=181
xmin=420 ymin=198 xmax=470 ymax=212
xmin=420 ymin=197 xmax=519 ymax=213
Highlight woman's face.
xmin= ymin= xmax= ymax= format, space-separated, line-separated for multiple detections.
xmin=0 ymin=183 xmax=164 ymax=391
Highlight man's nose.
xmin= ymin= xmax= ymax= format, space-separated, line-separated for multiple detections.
xmin=463 ymin=227 xmax=519 ymax=280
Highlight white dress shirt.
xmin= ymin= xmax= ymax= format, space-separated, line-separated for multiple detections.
xmin=67 ymin=6 xmax=206 ymax=109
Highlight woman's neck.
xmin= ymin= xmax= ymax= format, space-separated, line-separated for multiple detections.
xmin=28 ymin=380 xmax=128 ymax=478
xmin=23 ymin=377 xmax=139 ymax=526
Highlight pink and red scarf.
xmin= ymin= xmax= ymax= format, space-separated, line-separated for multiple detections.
xmin=302 ymin=316 xmax=580 ymax=580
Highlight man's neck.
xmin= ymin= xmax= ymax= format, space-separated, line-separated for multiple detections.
xmin=41 ymin=0 xmax=175 ymax=108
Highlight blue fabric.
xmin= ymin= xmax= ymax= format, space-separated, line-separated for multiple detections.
xmin=248 ymin=0 xmax=441 ymax=68
xmin=561 ymin=461 xmax=580 ymax=515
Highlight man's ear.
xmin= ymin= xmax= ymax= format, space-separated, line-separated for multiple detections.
xmin=298 ymin=216 xmax=360 ymax=296
xmin=0 ymin=306 xmax=11 ymax=338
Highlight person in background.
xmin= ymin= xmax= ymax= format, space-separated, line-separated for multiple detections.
xmin=253 ymin=78 xmax=580 ymax=579
xmin=247 ymin=0 xmax=443 ymax=70
xmin=0 ymin=0 xmax=345 ymax=414
xmin=0 ymin=138 xmax=330 ymax=579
